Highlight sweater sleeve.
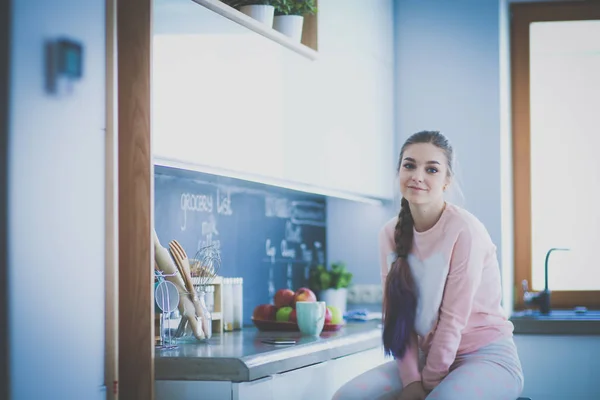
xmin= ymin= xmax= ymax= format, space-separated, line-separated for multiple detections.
xmin=421 ymin=227 xmax=485 ymax=390
xmin=378 ymin=222 xmax=421 ymax=387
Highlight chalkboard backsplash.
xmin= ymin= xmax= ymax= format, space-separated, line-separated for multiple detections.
xmin=154 ymin=165 xmax=327 ymax=327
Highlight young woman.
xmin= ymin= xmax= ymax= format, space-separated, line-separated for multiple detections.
xmin=333 ymin=131 xmax=524 ymax=400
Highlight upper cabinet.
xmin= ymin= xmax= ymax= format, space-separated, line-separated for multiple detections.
xmin=152 ymin=0 xmax=395 ymax=200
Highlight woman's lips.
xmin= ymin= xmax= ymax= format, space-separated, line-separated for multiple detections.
xmin=408 ymin=186 xmax=427 ymax=191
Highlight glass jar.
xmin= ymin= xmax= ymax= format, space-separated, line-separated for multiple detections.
xmin=174 ymin=289 xmax=212 ymax=342
xmin=223 ymin=278 xmax=234 ymax=332
xmin=203 ymin=285 xmax=215 ymax=312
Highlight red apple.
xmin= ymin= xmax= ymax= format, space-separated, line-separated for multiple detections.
xmin=253 ymin=304 xmax=276 ymax=321
xmin=324 ymin=307 xmax=332 ymax=324
xmin=292 ymin=287 xmax=317 ymax=308
xmin=274 ymin=289 xmax=295 ymax=309
xmin=290 ymin=309 xmax=297 ymax=323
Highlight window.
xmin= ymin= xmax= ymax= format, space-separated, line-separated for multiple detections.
xmin=511 ymin=2 xmax=600 ymax=309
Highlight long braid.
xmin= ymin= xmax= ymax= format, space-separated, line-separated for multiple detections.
xmin=383 ymin=197 xmax=416 ymax=358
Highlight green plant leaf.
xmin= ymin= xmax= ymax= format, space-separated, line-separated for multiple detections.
xmin=308 ymin=261 xmax=352 ymax=290
xmin=271 ymin=0 xmax=317 ymax=16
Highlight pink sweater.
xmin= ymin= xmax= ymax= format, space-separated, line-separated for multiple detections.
xmin=379 ymin=202 xmax=514 ymax=390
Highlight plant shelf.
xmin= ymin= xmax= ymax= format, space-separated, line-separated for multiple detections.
xmin=190 ymin=0 xmax=319 ymax=60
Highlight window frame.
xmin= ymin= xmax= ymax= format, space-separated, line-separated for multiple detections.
xmin=511 ymin=1 xmax=600 ymax=310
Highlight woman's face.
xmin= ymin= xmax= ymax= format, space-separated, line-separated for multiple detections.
xmin=398 ymin=143 xmax=451 ymax=206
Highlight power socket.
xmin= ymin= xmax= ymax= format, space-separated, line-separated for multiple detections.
xmin=347 ymin=284 xmax=383 ymax=304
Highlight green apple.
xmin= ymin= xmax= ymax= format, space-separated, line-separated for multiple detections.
xmin=276 ymin=306 xmax=293 ymax=322
xmin=327 ymin=305 xmax=343 ymax=324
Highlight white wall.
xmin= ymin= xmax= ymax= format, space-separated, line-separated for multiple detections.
xmin=327 ymin=197 xmax=394 ymax=284
xmin=8 ymin=1 xmax=106 ymax=398
xmin=394 ymin=0 xmax=503 ymax=252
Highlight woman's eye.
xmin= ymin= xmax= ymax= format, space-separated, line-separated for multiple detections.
xmin=403 ymin=163 xmax=415 ymax=169
xmin=427 ymin=167 xmax=438 ymax=174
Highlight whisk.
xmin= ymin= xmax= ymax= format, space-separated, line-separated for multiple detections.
xmin=173 ymin=244 xmax=222 ymax=340
xmin=191 ymin=244 xmax=222 ymax=287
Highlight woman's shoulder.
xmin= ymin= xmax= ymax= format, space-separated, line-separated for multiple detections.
xmin=380 ymin=216 xmax=397 ymax=237
xmin=444 ymin=203 xmax=492 ymax=241
xmin=378 ymin=216 xmax=397 ymax=248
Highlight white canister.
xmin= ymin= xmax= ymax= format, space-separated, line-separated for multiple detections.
xmin=239 ymin=4 xmax=275 ymax=27
xmin=232 ymin=278 xmax=243 ymax=330
xmin=273 ymin=15 xmax=304 ymax=42
xmin=222 ymin=278 xmax=234 ymax=332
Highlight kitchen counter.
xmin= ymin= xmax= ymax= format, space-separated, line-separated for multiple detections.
xmin=155 ymin=320 xmax=383 ymax=382
xmin=510 ymin=309 xmax=600 ymax=335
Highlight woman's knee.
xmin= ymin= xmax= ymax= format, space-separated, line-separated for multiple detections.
xmin=331 ymin=361 xmax=401 ymax=400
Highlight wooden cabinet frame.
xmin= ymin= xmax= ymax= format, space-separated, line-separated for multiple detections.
xmin=116 ymin=0 xmax=154 ymax=398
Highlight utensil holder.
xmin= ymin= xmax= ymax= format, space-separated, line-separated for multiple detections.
xmin=193 ymin=276 xmax=223 ymax=334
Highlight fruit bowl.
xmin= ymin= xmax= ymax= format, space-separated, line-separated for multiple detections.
xmin=252 ymin=318 xmax=345 ymax=332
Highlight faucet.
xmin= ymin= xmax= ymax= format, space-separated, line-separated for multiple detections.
xmin=522 ymin=247 xmax=570 ymax=315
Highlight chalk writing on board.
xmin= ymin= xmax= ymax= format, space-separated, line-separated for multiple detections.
xmin=217 ymin=188 xmax=233 ymax=216
xmin=155 ymin=165 xmax=327 ymax=326
xmin=287 ymin=263 xmax=293 ymax=289
xmin=198 ymin=214 xmax=221 ymax=251
xmin=291 ymin=201 xmax=325 ymax=227
xmin=284 ymin=221 xmax=302 ymax=243
xmin=265 ymin=196 xmax=290 ymax=218
xmin=300 ymin=243 xmax=313 ymax=263
xmin=314 ymin=241 xmax=325 ymax=264
xmin=180 ymin=191 xmax=213 ymax=231
xmin=280 ymin=239 xmax=296 ymax=258
xmin=265 ymin=239 xmax=276 ymax=263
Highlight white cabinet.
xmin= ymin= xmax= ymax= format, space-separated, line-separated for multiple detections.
xmin=327 ymin=346 xmax=389 ymax=394
xmin=233 ymin=376 xmax=274 ymax=400
xmin=155 ymin=347 xmax=388 ymax=400
xmin=271 ymin=361 xmax=330 ymax=399
xmin=155 ymin=380 xmax=232 ymax=400
xmin=152 ymin=0 xmax=395 ymax=200
xmin=234 ymin=361 xmax=330 ymax=400
xmin=283 ymin=0 xmax=395 ymax=200
xmin=152 ymin=0 xmax=287 ymax=180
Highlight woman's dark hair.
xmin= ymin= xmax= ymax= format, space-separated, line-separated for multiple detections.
xmin=382 ymin=130 xmax=454 ymax=359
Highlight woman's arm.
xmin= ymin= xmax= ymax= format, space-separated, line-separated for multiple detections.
xmin=421 ymin=227 xmax=486 ymax=390
xmin=379 ymin=221 xmax=421 ymax=388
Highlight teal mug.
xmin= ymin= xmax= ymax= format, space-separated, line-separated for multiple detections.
xmin=296 ymin=301 xmax=326 ymax=336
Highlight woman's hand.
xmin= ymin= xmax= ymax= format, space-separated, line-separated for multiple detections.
xmin=398 ymin=381 xmax=427 ymax=400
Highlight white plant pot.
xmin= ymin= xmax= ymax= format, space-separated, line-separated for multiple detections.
xmin=273 ymin=15 xmax=304 ymax=42
xmin=239 ymin=4 xmax=275 ymax=27
xmin=320 ymin=288 xmax=347 ymax=317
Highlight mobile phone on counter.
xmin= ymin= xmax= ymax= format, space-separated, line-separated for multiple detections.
xmin=261 ymin=338 xmax=297 ymax=346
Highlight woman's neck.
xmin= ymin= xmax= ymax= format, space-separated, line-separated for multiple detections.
xmin=409 ymin=199 xmax=446 ymax=232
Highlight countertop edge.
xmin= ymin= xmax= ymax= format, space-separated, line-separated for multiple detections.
xmin=511 ymin=318 xmax=600 ymax=335
xmin=155 ymin=357 xmax=249 ymax=381
xmin=155 ymin=324 xmax=383 ymax=382
xmin=244 ymin=331 xmax=382 ymax=381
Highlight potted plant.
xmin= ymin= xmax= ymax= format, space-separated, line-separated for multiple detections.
xmin=271 ymin=0 xmax=317 ymax=42
xmin=222 ymin=1 xmax=276 ymax=27
xmin=308 ymin=261 xmax=352 ymax=317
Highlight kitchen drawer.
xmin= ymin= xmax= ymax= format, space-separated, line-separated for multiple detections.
xmin=271 ymin=361 xmax=330 ymax=400
xmin=233 ymin=376 xmax=274 ymax=400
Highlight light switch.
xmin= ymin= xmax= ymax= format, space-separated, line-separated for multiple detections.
xmin=45 ymin=37 xmax=83 ymax=95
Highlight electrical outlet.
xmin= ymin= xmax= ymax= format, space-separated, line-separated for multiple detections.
xmin=347 ymin=284 xmax=383 ymax=304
